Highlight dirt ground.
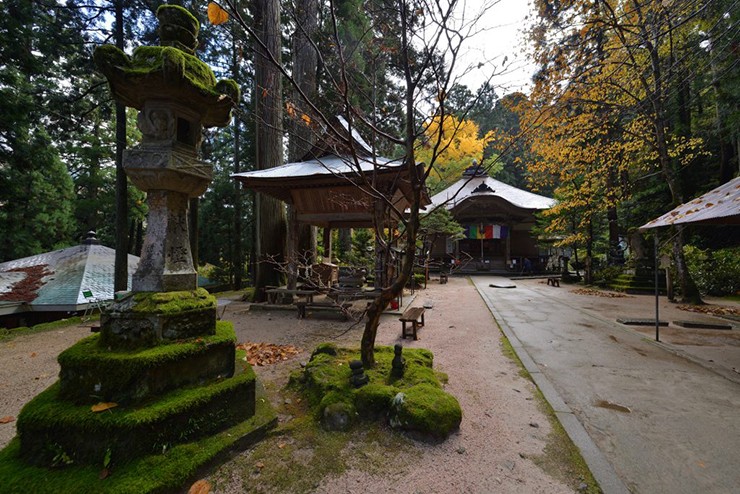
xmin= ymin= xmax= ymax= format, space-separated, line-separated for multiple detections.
xmin=8 ymin=279 xmax=737 ymax=492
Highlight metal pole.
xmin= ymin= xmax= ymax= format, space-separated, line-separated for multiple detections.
xmin=654 ymin=232 xmax=660 ymax=342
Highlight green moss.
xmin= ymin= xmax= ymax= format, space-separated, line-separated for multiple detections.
xmin=0 ymin=383 xmax=276 ymax=494
xmin=130 ymin=287 xmax=215 ymax=314
xmin=300 ymin=345 xmax=460 ymax=440
xmin=389 ymin=383 xmax=462 ymax=439
xmin=156 ymin=4 xmax=199 ymax=33
xmin=17 ymin=350 xmax=256 ymax=466
xmin=0 ymin=317 xmax=84 ymax=342
xmin=311 ymin=342 xmax=339 ymax=357
xmin=355 ymin=384 xmax=396 ymax=419
xmin=59 ymin=322 xmax=233 ymax=383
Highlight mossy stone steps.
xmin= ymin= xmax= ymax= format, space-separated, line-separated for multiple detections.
xmin=0 ymin=382 xmax=277 ymax=494
xmin=58 ymin=323 xmax=236 ymax=405
xmin=609 ymin=273 xmax=666 ymax=294
xmin=17 ymin=356 xmax=255 ymax=467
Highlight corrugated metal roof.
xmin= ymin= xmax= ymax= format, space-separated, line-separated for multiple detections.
xmin=640 ymin=177 xmax=740 ymax=229
xmin=428 ymin=175 xmax=557 ymax=211
xmin=232 ymin=154 xmax=404 ymax=181
xmin=0 ymin=244 xmax=139 ymax=310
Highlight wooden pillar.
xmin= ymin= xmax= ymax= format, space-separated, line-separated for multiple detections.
xmin=322 ymin=226 xmax=332 ymax=262
xmin=505 ymin=222 xmax=512 ymax=268
xmin=287 ymin=205 xmax=299 ymax=289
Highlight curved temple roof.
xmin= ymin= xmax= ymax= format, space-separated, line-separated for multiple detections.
xmin=428 ymin=174 xmax=556 ymax=211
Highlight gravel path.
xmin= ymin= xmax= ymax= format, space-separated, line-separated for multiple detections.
xmin=0 ymin=277 xmax=575 ymax=492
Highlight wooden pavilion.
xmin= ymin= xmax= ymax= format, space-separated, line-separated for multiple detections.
xmin=232 ymin=117 xmax=428 ymax=287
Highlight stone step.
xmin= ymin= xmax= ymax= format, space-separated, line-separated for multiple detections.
xmin=58 ymin=322 xmax=236 ymax=405
xmin=17 ymin=354 xmax=255 ymax=467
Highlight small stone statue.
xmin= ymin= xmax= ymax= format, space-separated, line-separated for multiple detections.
xmin=349 ymin=359 xmax=369 ymax=388
xmin=391 ymin=344 xmax=405 ymax=378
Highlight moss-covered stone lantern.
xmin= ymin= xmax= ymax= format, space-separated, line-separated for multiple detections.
xmin=1 ymin=8 xmax=275 ymax=490
xmin=94 ymin=5 xmax=238 ymax=293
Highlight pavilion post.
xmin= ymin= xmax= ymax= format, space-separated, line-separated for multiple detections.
xmin=322 ymin=226 xmax=332 ymax=262
xmin=654 ymin=232 xmax=660 ymax=342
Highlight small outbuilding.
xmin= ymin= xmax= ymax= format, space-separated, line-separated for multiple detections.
xmin=0 ymin=232 xmax=138 ymax=328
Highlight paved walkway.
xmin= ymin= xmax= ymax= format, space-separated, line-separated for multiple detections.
xmin=473 ymin=276 xmax=740 ymax=494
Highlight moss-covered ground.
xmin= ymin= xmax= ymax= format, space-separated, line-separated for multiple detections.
xmin=208 ymin=385 xmax=418 ymax=493
xmin=0 ymin=317 xmax=87 ymax=342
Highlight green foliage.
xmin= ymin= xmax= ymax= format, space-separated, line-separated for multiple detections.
xmin=592 ymin=265 xmax=624 ymax=287
xmin=684 ymin=245 xmax=740 ymax=296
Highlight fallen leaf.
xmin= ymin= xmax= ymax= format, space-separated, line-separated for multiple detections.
xmin=278 ymin=442 xmax=286 ymax=449
xmin=91 ymin=402 xmax=118 ymax=413
xmin=255 ymin=461 xmax=265 ymax=469
xmin=99 ymin=467 xmax=111 ymax=480
xmin=207 ymin=2 xmax=229 ymax=25
xmin=30 ymin=352 xmax=37 ymax=357
xmin=0 ymin=416 xmax=15 ymax=424
xmin=188 ymin=479 xmax=212 ymax=494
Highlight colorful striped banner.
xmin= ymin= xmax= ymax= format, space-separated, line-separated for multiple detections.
xmin=463 ymin=224 xmax=508 ymax=239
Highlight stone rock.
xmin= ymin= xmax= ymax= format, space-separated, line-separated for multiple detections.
xmin=322 ymin=402 xmax=353 ymax=431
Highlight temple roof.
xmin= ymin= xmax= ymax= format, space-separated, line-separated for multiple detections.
xmin=428 ymin=174 xmax=556 ymax=212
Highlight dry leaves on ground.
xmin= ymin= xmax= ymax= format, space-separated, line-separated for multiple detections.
xmin=236 ymin=342 xmax=301 ymax=366
xmin=188 ymin=479 xmax=212 ymax=494
xmin=572 ymin=288 xmax=630 ymax=298
xmin=677 ymin=305 xmax=740 ymax=317
xmin=91 ymin=402 xmax=118 ymax=413
xmin=0 ymin=416 xmax=15 ymax=424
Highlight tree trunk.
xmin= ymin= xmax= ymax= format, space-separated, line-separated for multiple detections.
xmin=253 ymin=0 xmax=286 ymax=300
xmin=113 ymin=0 xmax=128 ymax=292
xmin=232 ymin=36 xmax=244 ymax=290
xmin=288 ymin=0 xmax=319 ymax=270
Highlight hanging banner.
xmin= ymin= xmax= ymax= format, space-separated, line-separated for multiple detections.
xmin=463 ymin=224 xmax=508 ymax=239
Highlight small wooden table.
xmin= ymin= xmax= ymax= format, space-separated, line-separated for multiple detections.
xmin=265 ymin=288 xmax=318 ymax=305
xmin=400 ymin=307 xmax=425 ymax=340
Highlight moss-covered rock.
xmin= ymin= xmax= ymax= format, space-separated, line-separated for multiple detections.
xmin=300 ymin=344 xmax=462 ymax=440
xmin=389 ymin=383 xmax=462 ymax=441
xmin=355 ymin=384 xmax=396 ymax=419
xmin=130 ymin=288 xmax=215 ymax=314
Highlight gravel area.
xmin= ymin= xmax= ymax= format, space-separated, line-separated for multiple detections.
xmin=0 ymin=277 xmax=576 ymax=492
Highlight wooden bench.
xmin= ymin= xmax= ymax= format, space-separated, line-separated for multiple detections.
xmin=266 ymin=288 xmax=318 ymax=305
xmin=547 ymin=277 xmax=560 ymax=287
xmin=295 ymin=301 xmax=352 ymax=320
xmin=400 ymin=307 xmax=425 ymax=340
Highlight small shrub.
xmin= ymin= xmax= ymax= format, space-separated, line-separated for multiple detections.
xmin=593 ymin=265 xmax=623 ymax=287
xmin=684 ymin=245 xmax=740 ymax=296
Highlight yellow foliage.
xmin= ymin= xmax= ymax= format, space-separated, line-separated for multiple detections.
xmin=417 ymin=114 xmax=493 ymax=191
xmin=207 ymin=2 xmax=229 ymax=25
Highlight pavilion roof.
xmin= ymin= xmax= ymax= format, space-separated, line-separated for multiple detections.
xmin=639 ymin=177 xmax=740 ymax=229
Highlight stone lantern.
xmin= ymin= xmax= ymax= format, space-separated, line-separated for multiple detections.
xmin=7 ymin=8 xmax=273 ymax=484
xmin=94 ymin=5 xmax=238 ymax=293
